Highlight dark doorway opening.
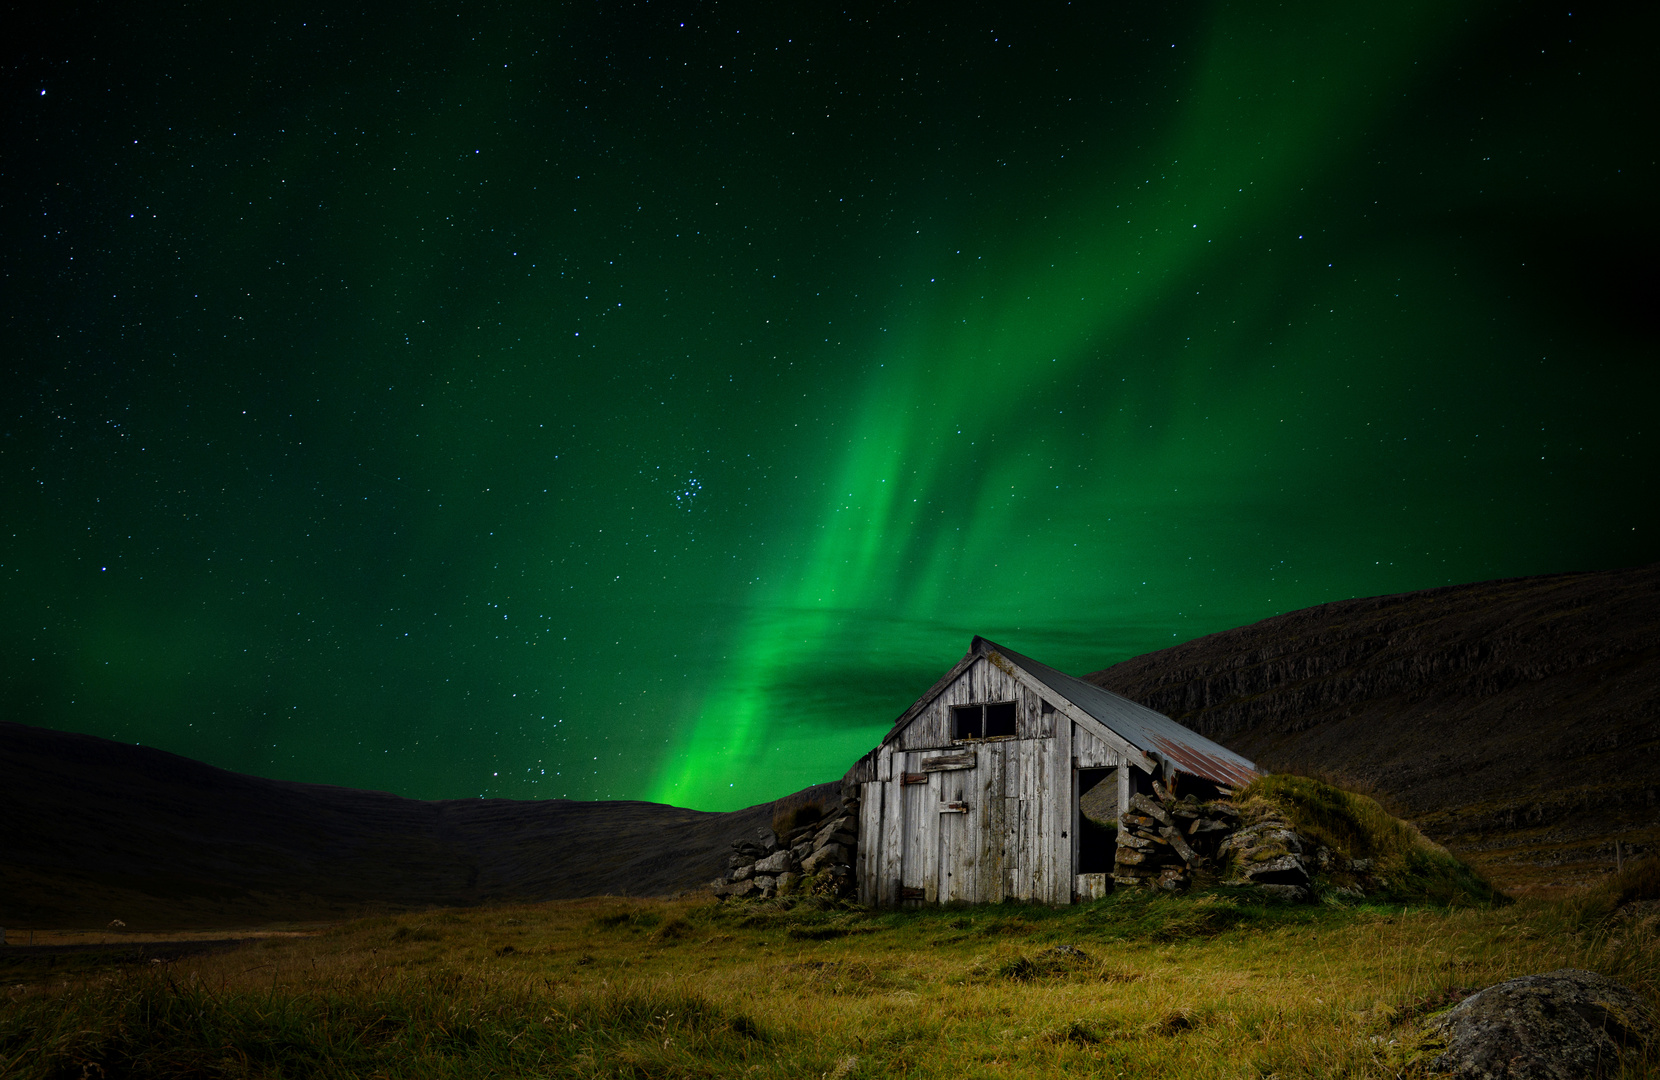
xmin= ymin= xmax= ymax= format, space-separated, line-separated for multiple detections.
xmin=1077 ymin=768 xmax=1117 ymax=874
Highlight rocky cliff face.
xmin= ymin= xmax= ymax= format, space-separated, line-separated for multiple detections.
xmin=1084 ymin=564 xmax=1660 ymax=893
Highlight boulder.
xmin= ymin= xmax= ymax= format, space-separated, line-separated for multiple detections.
xmin=813 ymin=815 xmax=855 ymax=846
xmin=1240 ymin=854 xmax=1310 ymax=888
xmin=1220 ymin=823 xmax=1301 ymax=855
xmin=1423 ymin=968 xmax=1656 ymax=1079
xmin=815 ymin=828 xmax=858 ymax=850
xmin=802 ymin=843 xmax=849 ymax=874
xmin=730 ymin=864 xmax=754 ymax=881
xmin=791 ymin=841 xmax=815 ymax=862
xmin=1218 ymin=821 xmax=1310 ymax=887
xmin=752 ymin=874 xmax=777 ymax=895
xmin=776 ymin=871 xmax=801 ymax=896
xmin=725 ymin=879 xmax=758 ymax=899
xmin=754 ymin=849 xmax=795 ymax=875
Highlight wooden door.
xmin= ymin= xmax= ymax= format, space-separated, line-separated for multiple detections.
xmin=936 ymin=765 xmax=975 ymax=902
xmin=899 ymin=769 xmax=936 ymax=903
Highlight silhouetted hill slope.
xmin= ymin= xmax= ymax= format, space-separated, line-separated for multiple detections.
xmin=0 ymin=721 xmax=837 ymax=929
xmin=8 ymin=566 xmax=1654 ymax=926
xmin=1085 ymin=564 xmax=1660 ymax=892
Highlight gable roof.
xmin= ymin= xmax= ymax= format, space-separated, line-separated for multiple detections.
xmin=845 ymin=636 xmax=1259 ymax=789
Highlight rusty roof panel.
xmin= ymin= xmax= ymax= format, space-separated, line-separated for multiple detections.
xmin=1145 ymin=734 xmax=1260 ymax=790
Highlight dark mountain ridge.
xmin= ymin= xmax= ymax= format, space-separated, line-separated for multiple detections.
xmin=1086 ymin=563 xmax=1660 ymax=891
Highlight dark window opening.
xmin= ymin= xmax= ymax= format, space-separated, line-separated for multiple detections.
xmin=984 ymin=701 xmax=1017 ymax=738
xmin=1077 ymin=767 xmax=1117 ymax=874
xmin=952 ymin=701 xmax=1017 ymax=740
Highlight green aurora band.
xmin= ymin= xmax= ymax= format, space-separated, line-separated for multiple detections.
xmin=649 ymin=5 xmax=1650 ymax=807
xmin=4 ymin=1 xmax=1652 ymax=810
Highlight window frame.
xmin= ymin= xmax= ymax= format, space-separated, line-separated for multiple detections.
xmin=950 ymin=700 xmax=1018 ymax=741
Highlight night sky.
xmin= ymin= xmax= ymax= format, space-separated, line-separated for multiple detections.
xmin=4 ymin=2 xmax=1654 ymax=811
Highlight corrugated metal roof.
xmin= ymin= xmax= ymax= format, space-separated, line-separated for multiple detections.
xmin=971 ymin=636 xmax=1259 ymax=788
xmin=842 ymin=636 xmax=1258 ymax=789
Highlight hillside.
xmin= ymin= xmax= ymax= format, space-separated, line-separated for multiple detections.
xmin=1085 ymin=564 xmax=1660 ymax=892
xmin=5 ymin=565 xmax=1654 ymax=927
xmin=0 ymin=720 xmax=838 ymax=929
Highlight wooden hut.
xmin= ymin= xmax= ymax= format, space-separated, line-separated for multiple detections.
xmin=843 ymin=636 xmax=1259 ymax=906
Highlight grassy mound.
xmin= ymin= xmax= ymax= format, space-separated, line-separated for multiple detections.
xmin=1236 ymin=773 xmax=1507 ymax=908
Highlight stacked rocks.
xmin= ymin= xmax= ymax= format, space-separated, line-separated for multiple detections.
xmin=711 ymin=801 xmax=859 ymax=901
xmin=1110 ymin=780 xmax=1384 ymax=902
xmin=1219 ymin=820 xmax=1379 ymax=901
xmin=1217 ymin=819 xmax=1312 ymax=899
xmin=1217 ymin=808 xmax=1327 ymax=899
xmin=1111 ymin=781 xmax=1240 ymax=891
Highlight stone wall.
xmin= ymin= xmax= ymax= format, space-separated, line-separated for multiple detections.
xmin=711 ymin=789 xmax=859 ymax=901
xmin=714 ymin=779 xmax=1388 ymax=905
xmin=1112 ymin=780 xmax=1380 ymax=902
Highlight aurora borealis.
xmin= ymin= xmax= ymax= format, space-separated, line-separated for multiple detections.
xmin=4 ymin=2 xmax=1654 ymax=810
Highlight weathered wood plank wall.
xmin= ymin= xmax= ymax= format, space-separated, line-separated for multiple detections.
xmin=893 ymin=656 xmax=1048 ymax=750
xmin=860 ymin=654 xmax=1099 ymax=906
xmin=856 ymin=780 xmax=884 ymax=906
xmin=1073 ymin=723 xmax=1120 ymax=769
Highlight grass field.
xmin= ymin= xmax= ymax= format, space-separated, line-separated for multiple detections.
xmin=3 ymin=862 xmax=1657 ymax=1080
